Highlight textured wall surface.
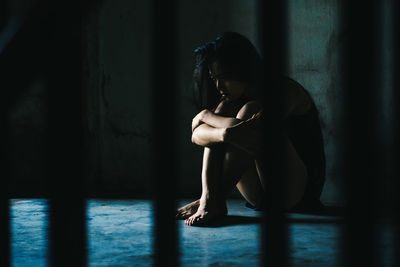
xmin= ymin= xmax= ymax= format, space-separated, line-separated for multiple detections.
xmin=9 ymin=0 xmax=381 ymax=205
xmin=86 ymin=0 xmax=345 ymax=201
xmin=83 ymin=0 xmax=261 ymax=196
xmin=88 ymin=0 xmax=154 ymax=193
xmin=287 ymin=0 xmax=344 ymax=204
xmin=85 ymin=0 xmax=349 ymax=202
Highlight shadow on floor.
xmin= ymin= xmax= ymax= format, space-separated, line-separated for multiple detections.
xmin=290 ymin=206 xmax=345 ymax=217
xmin=192 ymin=206 xmax=345 ymax=227
xmin=194 ymin=215 xmax=263 ymax=228
xmin=286 ymin=217 xmax=344 ymax=224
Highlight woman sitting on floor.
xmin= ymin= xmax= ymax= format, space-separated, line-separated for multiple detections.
xmin=176 ymin=32 xmax=326 ymax=226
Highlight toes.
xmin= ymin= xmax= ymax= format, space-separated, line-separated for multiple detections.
xmin=185 ymin=216 xmax=194 ymax=225
xmin=177 ymin=210 xmax=193 ymax=220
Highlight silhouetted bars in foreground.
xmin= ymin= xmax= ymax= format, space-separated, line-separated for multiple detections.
xmin=392 ymin=1 xmax=400 ymax=266
xmin=0 ymin=2 xmax=10 ymax=257
xmin=0 ymin=11 xmax=7 ymax=266
xmin=1 ymin=1 xmax=399 ymax=266
xmin=152 ymin=0 xmax=179 ymax=266
xmin=341 ymin=0 xmax=380 ymax=266
xmin=0 ymin=2 xmax=50 ymax=265
xmin=45 ymin=2 xmax=87 ymax=266
xmin=0 ymin=81 xmax=10 ymax=266
xmin=259 ymin=1 xmax=288 ymax=266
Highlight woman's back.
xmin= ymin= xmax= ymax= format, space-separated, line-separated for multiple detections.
xmin=284 ymin=78 xmax=326 ymax=210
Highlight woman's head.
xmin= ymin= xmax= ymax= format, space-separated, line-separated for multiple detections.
xmin=192 ymin=32 xmax=263 ymax=109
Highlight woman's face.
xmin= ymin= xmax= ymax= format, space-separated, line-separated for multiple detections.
xmin=208 ymin=61 xmax=248 ymax=102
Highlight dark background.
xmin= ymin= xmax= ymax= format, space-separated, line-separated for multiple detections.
xmin=4 ymin=0 xmax=396 ymax=205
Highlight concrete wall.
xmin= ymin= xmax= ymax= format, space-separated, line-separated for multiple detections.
xmin=287 ymin=0 xmax=344 ymax=204
xmin=87 ymin=0 xmax=345 ymax=202
xmin=83 ymin=0 xmax=261 ymax=196
xmin=85 ymin=0 xmax=154 ymax=193
xmin=10 ymin=0 xmax=396 ymax=205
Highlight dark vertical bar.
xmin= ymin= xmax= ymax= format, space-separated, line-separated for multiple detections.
xmin=341 ymin=0 xmax=380 ymax=266
xmin=0 ymin=45 xmax=10 ymax=267
xmin=391 ymin=0 xmax=400 ymax=265
xmin=1 ymin=2 xmax=10 ymax=265
xmin=152 ymin=0 xmax=178 ymax=266
xmin=0 ymin=118 xmax=10 ymax=267
xmin=45 ymin=2 xmax=87 ymax=266
xmin=0 ymin=0 xmax=7 ymax=30
xmin=0 ymin=103 xmax=10 ymax=267
xmin=259 ymin=1 xmax=288 ymax=266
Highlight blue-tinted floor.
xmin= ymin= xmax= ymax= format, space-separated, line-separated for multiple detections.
xmin=9 ymin=199 xmax=396 ymax=266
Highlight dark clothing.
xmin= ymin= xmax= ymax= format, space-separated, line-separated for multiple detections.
xmin=285 ymin=89 xmax=326 ymax=212
xmin=246 ymin=79 xmax=326 ymax=212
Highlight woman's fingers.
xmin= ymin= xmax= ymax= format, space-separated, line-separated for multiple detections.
xmin=192 ymin=118 xmax=203 ymax=132
xmin=191 ymin=110 xmax=207 ymax=132
xmin=192 ymin=109 xmax=209 ymax=133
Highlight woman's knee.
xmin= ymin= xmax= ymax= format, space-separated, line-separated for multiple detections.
xmin=235 ymin=101 xmax=262 ymax=120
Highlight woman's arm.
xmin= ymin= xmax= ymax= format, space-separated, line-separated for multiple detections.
xmin=192 ymin=112 xmax=263 ymax=153
xmin=191 ymin=101 xmax=262 ymax=147
xmin=195 ymin=101 xmax=262 ymax=130
xmin=200 ymin=110 xmax=242 ymax=128
xmin=191 ymin=123 xmax=226 ymax=147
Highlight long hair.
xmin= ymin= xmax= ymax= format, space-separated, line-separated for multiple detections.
xmin=192 ymin=32 xmax=264 ymax=110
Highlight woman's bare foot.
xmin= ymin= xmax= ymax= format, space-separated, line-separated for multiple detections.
xmin=184 ymin=198 xmax=227 ymax=226
xmin=176 ymin=199 xmax=200 ymax=220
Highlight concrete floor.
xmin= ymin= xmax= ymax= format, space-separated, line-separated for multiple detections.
xmin=9 ymin=199 xmax=395 ymax=266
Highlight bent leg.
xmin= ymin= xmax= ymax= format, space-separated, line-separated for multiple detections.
xmin=185 ymin=141 xmax=260 ymax=225
xmin=224 ymin=106 xmax=309 ymax=211
xmin=185 ymin=101 xmax=242 ymax=225
xmin=282 ymin=134 xmax=308 ymax=210
xmin=184 ymin=145 xmax=228 ymax=225
xmin=253 ymin=134 xmax=308 ymax=210
xmin=186 ymin=101 xmax=265 ymax=225
xmin=178 ymin=142 xmax=257 ymax=222
xmin=236 ymin=160 xmax=262 ymax=208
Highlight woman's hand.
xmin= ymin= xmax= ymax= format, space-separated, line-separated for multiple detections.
xmin=192 ymin=109 xmax=209 ymax=132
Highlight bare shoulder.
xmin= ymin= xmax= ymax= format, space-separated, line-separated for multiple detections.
xmin=237 ymin=100 xmax=263 ymax=120
xmin=242 ymin=100 xmax=262 ymax=112
xmin=282 ymin=77 xmax=312 ymax=117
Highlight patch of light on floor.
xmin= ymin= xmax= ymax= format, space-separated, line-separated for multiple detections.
xmin=87 ymin=199 xmax=154 ymax=266
xmin=10 ymin=199 xmax=48 ymax=267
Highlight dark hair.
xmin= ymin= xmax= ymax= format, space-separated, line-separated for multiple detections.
xmin=192 ymin=32 xmax=263 ymax=110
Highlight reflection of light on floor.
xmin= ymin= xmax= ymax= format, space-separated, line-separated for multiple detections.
xmin=179 ymin=199 xmax=261 ymax=267
xmin=10 ymin=199 xmax=48 ymax=267
xmin=86 ymin=200 xmax=154 ymax=266
xmin=9 ymin=199 xmax=396 ymax=266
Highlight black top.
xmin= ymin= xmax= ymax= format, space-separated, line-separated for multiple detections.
xmin=237 ymin=78 xmax=326 ymax=211
xmin=285 ymin=85 xmax=326 ymax=209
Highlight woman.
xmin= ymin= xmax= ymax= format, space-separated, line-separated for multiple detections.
xmin=176 ymin=32 xmax=326 ymax=226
